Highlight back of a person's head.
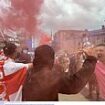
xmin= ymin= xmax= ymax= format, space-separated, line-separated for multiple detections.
xmin=33 ymin=45 xmax=55 ymax=69
xmin=3 ymin=42 xmax=17 ymax=57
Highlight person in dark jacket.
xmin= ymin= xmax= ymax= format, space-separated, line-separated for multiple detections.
xmin=22 ymin=45 xmax=97 ymax=101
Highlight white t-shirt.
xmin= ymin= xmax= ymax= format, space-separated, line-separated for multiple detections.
xmin=3 ymin=58 xmax=29 ymax=76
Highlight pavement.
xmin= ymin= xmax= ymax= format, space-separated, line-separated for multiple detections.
xmin=59 ymin=93 xmax=88 ymax=101
xmin=81 ymin=85 xmax=99 ymax=101
xmin=59 ymin=84 xmax=99 ymax=101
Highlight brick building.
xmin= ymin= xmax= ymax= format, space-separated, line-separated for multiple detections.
xmin=52 ymin=26 xmax=105 ymax=54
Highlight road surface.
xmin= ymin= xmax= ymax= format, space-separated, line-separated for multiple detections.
xmin=59 ymin=93 xmax=88 ymax=101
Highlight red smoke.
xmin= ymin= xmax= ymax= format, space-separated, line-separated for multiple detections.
xmin=11 ymin=0 xmax=43 ymax=16
xmin=1 ymin=0 xmax=52 ymax=46
xmin=3 ymin=0 xmax=43 ymax=35
xmin=39 ymin=32 xmax=52 ymax=45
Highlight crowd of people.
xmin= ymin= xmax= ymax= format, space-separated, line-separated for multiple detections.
xmin=0 ymin=42 xmax=105 ymax=101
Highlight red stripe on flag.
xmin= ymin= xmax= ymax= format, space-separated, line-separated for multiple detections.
xmin=4 ymin=67 xmax=27 ymax=95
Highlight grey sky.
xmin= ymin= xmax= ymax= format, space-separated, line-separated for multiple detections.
xmin=0 ymin=0 xmax=105 ymax=34
xmin=39 ymin=0 xmax=105 ymax=34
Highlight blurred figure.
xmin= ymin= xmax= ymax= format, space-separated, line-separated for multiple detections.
xmin=94 ymin=43 xmax=105 ymax=100
xmin=18 ymin=48 xmax=31 ymax=63
xmin=67 ymin=50 xmax=88 ymax=76
xmin=88 ymin=73 xmax=99 ymax=100
xmin=56 ymin=52 xmax=70 ymax=72
xmin=83 ymin=46 xmax=99 ymax=100
xmin=0 ymin=49 xmax=7 ymax=61
xmin=22 ymin=45 xmax=97 ymax=101
xmin=68 ymin=54 xmax=78 ymax=76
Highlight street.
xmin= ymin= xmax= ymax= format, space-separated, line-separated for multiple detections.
xmin=59 ymin=93 xmax=88 ymax=101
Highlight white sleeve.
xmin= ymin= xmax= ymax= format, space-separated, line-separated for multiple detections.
xmin=3 ymin=62 xmax=29 ymax=76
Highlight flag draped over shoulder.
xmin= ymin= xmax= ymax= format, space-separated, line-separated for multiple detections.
xmin=0 ymin=62 xmax=27 ymax=101
xmin=5 ymin=67 xmax=27 ymax=95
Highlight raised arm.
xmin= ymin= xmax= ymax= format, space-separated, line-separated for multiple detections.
xmin=59 ymin=55 xmax=97 ymax=94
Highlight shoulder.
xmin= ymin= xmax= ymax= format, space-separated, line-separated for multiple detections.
xmin=3 ymin=60 xmax=28 ymax=75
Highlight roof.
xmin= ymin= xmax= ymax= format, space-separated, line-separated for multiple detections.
xmin=55 ymin=29 xmax=105 ymax=37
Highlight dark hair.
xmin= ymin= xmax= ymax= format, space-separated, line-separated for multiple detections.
xmin=22 ymin=47 xmax=28 ymax=51
xmin=3 ymin=42 xmax=17 ymax=56
xmin=96 ymin=43 xmax=105 ymax=47
xmin=33 ymin=45 xmax=55 ymax=70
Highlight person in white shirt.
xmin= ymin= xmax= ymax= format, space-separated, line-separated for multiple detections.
xmin=2 ymin=42 xmax=32 ymax=101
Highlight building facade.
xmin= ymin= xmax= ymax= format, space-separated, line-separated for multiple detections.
xmin=52 ymin=27 xmax=105 ymax=54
